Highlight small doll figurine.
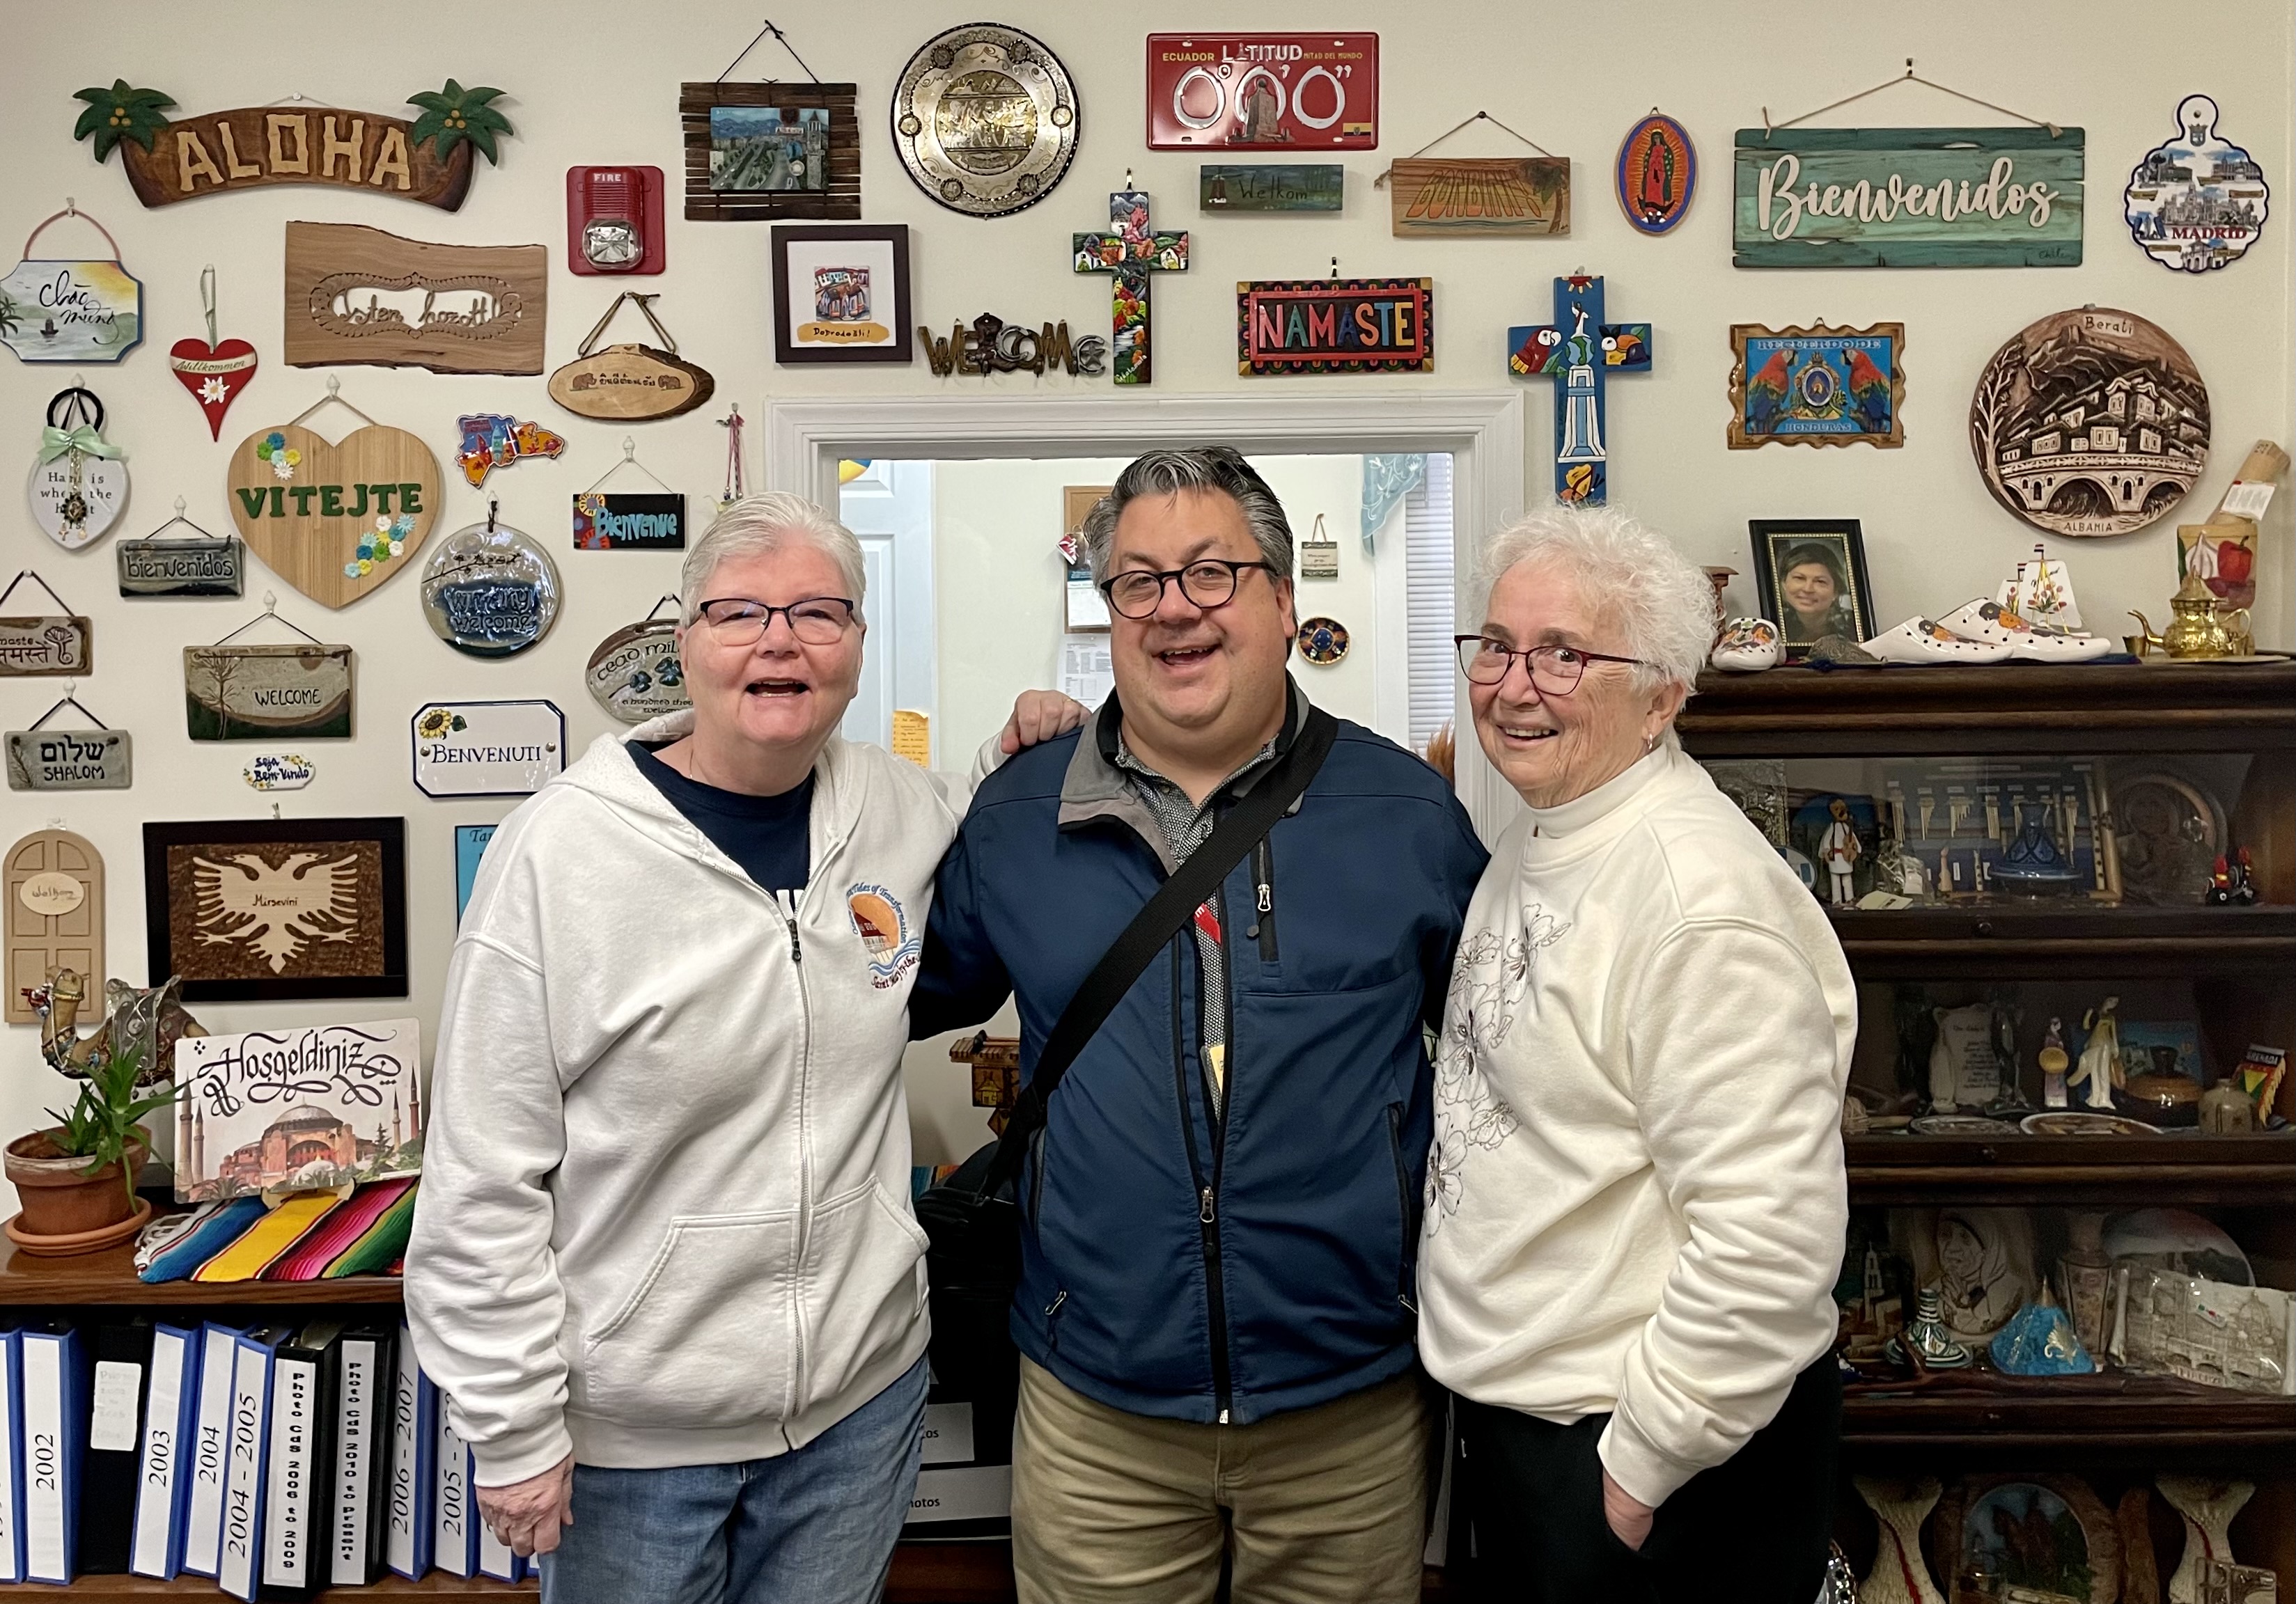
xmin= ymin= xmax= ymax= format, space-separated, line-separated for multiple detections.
xmin=2070 ymin=997 xmax=2122 ymax=1112
xmin=1820 ymin=798 xmax=1862 ymax=908
xmin=2038 ymin=1017 xmax=2070 ymax=1108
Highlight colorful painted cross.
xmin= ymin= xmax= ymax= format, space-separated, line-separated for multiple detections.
xmin=1506 ymin=275 xmax=1653 ymax=505
xmin=1072 ymin=188 xmax=1189 ymax=386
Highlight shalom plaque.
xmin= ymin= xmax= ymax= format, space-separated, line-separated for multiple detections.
xmin=6 ymin=726 xmax=132 ymax=790
xmin=412 ymin=700 xmax=565 ymax=797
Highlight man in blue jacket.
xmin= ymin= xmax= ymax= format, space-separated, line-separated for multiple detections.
xmin=913 ymin=447 xmax=1488 ymax=1603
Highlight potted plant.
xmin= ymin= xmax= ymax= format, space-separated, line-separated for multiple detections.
xmin=4 ymin=1045 xmax=180 ymax=1255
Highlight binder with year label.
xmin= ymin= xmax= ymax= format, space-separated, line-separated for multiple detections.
xmin=384 ymin=1324 xmax=435 ymax=1580
xmin=20 ymin=1323 xmax=86 ymax=1585
xmin=433 ymin=1410 xmax=474 ymax=1578
xmin=216 ymin=1325 xmax=292 ymax=1603
xmin=0 ymin=1327 xmax=24 ymax=1584
xmin=81 ymin=1320 xmax=153 ymax=1573
xmin=129 ymin=1323 xmax=201 ymax=1578
xmin=262 ymin=1321 xmax=343 ymax=1601
xmin=180 ymin=1321 xmax=246 ymax=1578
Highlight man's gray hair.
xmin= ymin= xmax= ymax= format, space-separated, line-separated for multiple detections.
xmin=1477 ymin=504 xmax=1715 ymax=694
xmin=680 ymin=492 xmax=868 ymax=624
xmin=1079 ymin=447 xmax=1293 ymax=583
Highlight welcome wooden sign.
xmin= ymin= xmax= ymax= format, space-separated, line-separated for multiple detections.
xmin=1733 ymin=126 xmax=2084 ymax=267
xmin=1237 ymin=278 xmax=1433 ymax=375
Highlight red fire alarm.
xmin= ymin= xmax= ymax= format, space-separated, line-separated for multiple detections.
xmin=566 ymin=166 xmax=666 ymax=275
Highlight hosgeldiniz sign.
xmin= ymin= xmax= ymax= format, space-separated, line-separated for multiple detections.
xmin=72 ymin=80 xmax=515 ymax=211
xmin=1733 ymin=126 xmax=2084 ymax=268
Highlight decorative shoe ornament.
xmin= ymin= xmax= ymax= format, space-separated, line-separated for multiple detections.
xmin=1865 ymin=616 xmax=2014 ymax=665
xmin=1710 ymin=616 xmax=1782 ymax=672
xmin=1937 ymin=598 xmax=2113 ymax=661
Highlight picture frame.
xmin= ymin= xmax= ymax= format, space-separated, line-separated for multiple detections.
xmin=1727 ymin=322 xmax=1905 ymax=449
xmin=772 ymin=224 xmax=912 ymax=364
xmin=1749 ymin=519 xmax=1877 ymax=654
xmin=1932 ymin=1475 xmax=2120 ymax=1604
xmin=680 ymin=82 xmax=859 ymax=221
xmin=142 ymin=817 xmax=408 ymax=1002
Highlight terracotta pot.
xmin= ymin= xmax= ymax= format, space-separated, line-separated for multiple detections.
xmin=5 ymin=1128 xmax=151 ymax=1244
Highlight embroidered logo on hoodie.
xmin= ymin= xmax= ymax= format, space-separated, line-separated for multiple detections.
xmin=848 ymin=883 xmax=921 ymax=989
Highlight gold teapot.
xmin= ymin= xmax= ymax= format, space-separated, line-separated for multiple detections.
xmin=2127 ymin=569 xmax=2251 ymax=659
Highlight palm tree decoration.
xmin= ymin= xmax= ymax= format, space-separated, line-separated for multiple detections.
xmin=0 ymin=292 xmax=22 ymax=342
xmin=72 ymin=81 xmax=178 ymax=160
xmin=407 ymin=81 xmax=514 ymax=165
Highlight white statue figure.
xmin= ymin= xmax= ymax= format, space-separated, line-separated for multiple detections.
xmin=2072 ymin=996 xmax=2123 ymax=1112
xmin=1820 ymin=797 xmax=1862 ymax=907
xmin=1854 ymin=1477 xmax=1946 ymax=1604
xmin=2157 ymin=1476 xmax=2254 ymax=1604
xmin=1933 ymin=1208 xmax=2036 ymax=1341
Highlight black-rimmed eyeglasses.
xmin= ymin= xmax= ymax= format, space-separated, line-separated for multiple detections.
xmin=1454 ymin=634 xmax=1646 ymax=697
xmin=694 ymin=596 xmax=857 ymax=647
xmin=1100 ymin=559 xmax=1278 ymax=620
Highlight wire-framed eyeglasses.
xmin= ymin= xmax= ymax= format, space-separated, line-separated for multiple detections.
xmin=1453 ymin=634 xmax=1646 ymax=697
xmin=693 ymin=596 xmax=857 ymax=647
xmin=1100 ymin=558 xmax=1278 ymax=620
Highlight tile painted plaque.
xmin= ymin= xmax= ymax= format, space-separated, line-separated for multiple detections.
xmin=183 ymin=643 xmax=354 ymax=740
xmin=1733 ymin=126 xmax=2084 ymax=267
xmin=6 ymin=726 xmax=131 ymax=789
xmin=574 ymin=492 xmax=686 ymax=551
xmin=585 ymin=617 xmax=688 ymax=724
xmin=412 ymin=700 xmax=565 ymax=798
xmin=1198 ymin=165 xmax=1343 ymax=212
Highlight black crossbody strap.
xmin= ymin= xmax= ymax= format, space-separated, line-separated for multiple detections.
xmin=978 ymin=707 xmax=1338 ymax=1197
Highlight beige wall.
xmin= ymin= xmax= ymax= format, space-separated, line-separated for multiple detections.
xmin=2 ymin=0 xmax=2290 ymax=1195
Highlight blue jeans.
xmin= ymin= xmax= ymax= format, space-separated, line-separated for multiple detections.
xmin=540 ymin=1355 xmax=928 ymax=1604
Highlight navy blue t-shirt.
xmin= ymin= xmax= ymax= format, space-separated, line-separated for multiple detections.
xmin=630 ymin=742 xmax=813 ymax=892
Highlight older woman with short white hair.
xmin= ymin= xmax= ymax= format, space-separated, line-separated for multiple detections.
xmin=408 ymin=493 xmax=1079 ymax=1604
xmin=1416 ymin=505 xmax=1856 ymax=1603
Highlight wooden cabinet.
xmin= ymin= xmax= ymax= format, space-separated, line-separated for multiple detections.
xmin=1682 ymin=662 xmax=2296 ymax=1603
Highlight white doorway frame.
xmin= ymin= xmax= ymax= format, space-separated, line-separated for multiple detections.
xmin=765 ymin=392 xmax=1525 ymax=840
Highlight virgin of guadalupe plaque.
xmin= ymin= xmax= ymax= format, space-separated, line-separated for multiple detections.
xmin=586 ymin=607 xmax=689 ymax=723
xmin=0 ymin=571 xmax=93 ymax=677
xmin=419 ymin=518 xmax=561 ymax=657
xmin=7 ymin=694 xmax=132 ymax=789
xmin=118 ymin=504 xmax=245 ymax=597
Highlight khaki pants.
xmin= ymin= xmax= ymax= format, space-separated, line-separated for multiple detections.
xmin=1011 ymin=1355 xmax=1433 ymax=1604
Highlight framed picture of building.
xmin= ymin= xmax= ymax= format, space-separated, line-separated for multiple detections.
xmin=771 ymin=224 xmax=912 ymax=363
xmin=171 ymin=1018 xmax=423 ymax=1202
xmin=679 ymin=83 xmax=860 ymax=221
xmin=142 ymin=817 xmax=408 ymax=1001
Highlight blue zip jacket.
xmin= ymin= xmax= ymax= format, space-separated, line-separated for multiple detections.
xmin=912 ymin=689 xmax=1488 ymax=1424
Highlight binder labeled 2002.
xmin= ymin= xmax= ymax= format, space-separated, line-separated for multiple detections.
xmin=130 ymin=1323 xmax=203 ymax=1578
xmin=21 ymin=1323 xmax=86 ymax=1585
xmin=0 ymin=1328 xmax=25 ymax=1584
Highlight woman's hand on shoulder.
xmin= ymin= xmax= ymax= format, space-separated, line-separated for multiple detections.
xmin=1001 ymin=690 xmax=1090 ymax=754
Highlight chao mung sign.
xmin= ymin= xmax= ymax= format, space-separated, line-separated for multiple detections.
xmin=1733 ymin=125 xmax=2084 ymax=268
xmin=412 ymin=700 xmax=565 ymax=797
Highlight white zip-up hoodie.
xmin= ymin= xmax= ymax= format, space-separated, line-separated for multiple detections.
xmin=406 ymin=713 xmax=961 ymax=1484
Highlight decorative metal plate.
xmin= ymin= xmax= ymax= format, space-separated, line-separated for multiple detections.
xmin=892 ymin=23 xmax=1079 ymax=219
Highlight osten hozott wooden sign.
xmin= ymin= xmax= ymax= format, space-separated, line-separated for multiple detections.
xmin=72 ymin=79 xmax=514 ymax=211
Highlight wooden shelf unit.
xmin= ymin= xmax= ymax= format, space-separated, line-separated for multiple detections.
xmin=1686 ymin=661 xmax=2296 ymax=1603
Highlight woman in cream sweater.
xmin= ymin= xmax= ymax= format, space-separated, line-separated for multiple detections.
xmin=1419 ymin=505 xmax=1856 ymax=1602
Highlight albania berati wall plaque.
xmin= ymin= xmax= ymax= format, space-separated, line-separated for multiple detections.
xmin=892 ymin=23 xmax=1078 ymax=219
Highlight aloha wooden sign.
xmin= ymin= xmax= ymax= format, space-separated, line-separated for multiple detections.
xmin=283 ymin=222 xmax=547 ymax=375
xmin=1733 ymin=126 xmax=2084 ymax=267
xmin=72 ymin=80 xmax=512 ymax=211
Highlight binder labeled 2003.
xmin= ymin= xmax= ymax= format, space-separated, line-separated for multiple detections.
xmin=130 ymin=1323 xmax=203 ymax=1578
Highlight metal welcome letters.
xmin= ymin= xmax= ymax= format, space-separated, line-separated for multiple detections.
xmin=1733 ymin=126 xmax=2084 ymax=268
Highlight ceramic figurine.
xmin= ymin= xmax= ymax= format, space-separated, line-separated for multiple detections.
xmin=2040 ymin=1017 xmax=2072 ymax=1108
xmin=2198 ymin=1082 xmax=2256 ymax=1133
xmin=1989 ymin=1284 xmax=2096 ymax=1374
xmin=2000 ymin=542 xmax=2084 ymax=631
xmin=1864 ymin=615 xmax=2013 ymax=665
xmin=1886 ymin=1286 xmax=1972 ymax=1371
xmin=1710 ymin=616 xmax=1782 ymax=671
xmin=1937 ymin=597 xmax=2114 ymax=661
xmin=1852 ymin=1477 xmax=1946 ymax=1604
xmin=2072 ymin=997 xmax=2123 ymax=1112
xmin=1932 ymin=1209 xmax=2036 ymax=1341
xmin=1994 ymin=800 xmax=2082 ymax=895
xmin=26 ymin=967 xmax=204 ymax=1089
xmin=2157 ymin=1477 xmax=2254 ymax=1604
xmin=1820 ymin=798 xmax=1862 ymax=907
xmin=2057 ymin=1212 xmax=2115 ymax=1355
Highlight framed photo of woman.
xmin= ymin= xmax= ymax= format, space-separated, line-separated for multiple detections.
xmin=1749 ymin=519 xmax=1877 ymax=655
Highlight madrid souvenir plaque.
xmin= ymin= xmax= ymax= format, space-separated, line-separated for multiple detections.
xmin=2125 ymin=94 xmax=2269 ymax=272
xmin=1 ymin=205 xmax=143 ymax=363
xmin=586 ymin=607 xmax=689 ymax=724
xmin=419 ymin=518 xmax=561 ymax=657
xmin=1237 ymin=278 xmax=1432 ymax=375
xmin=412 ymin=700 xmax=565 ymax=798
xmin=184 ymin=642 xmax=354 ymax=741
xmin=7 ymin=694 xmax=131 ymax=791
xmin=1970 ymin=306 xmax=2209 ymax=537
xmin=892 ymin=24 xmax=1079 ymax=219
xmin=226 ymin=398 xmax=442 ymax=610
xmin=0 ymin=572 xmax=92 ymax=677
xmin=1146 ymin=33 xmax=1377 ymax=150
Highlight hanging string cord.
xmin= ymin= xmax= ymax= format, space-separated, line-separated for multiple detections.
xmin=0 ymin=570 xmax=77 ymax=613
xmin=1765 ymin=61 xmax=2061 ymax=139
xmin=1376 ymin=110 xmax=1552 ymax=184
xmin=717 ymin=17 xmax=821 ymax=84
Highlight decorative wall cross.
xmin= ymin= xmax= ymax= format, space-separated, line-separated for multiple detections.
xmin=1072 ymin=187 xmax=1188 ymax=385
xmin=1506 ymin=274 xmax=1653 ymax=505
